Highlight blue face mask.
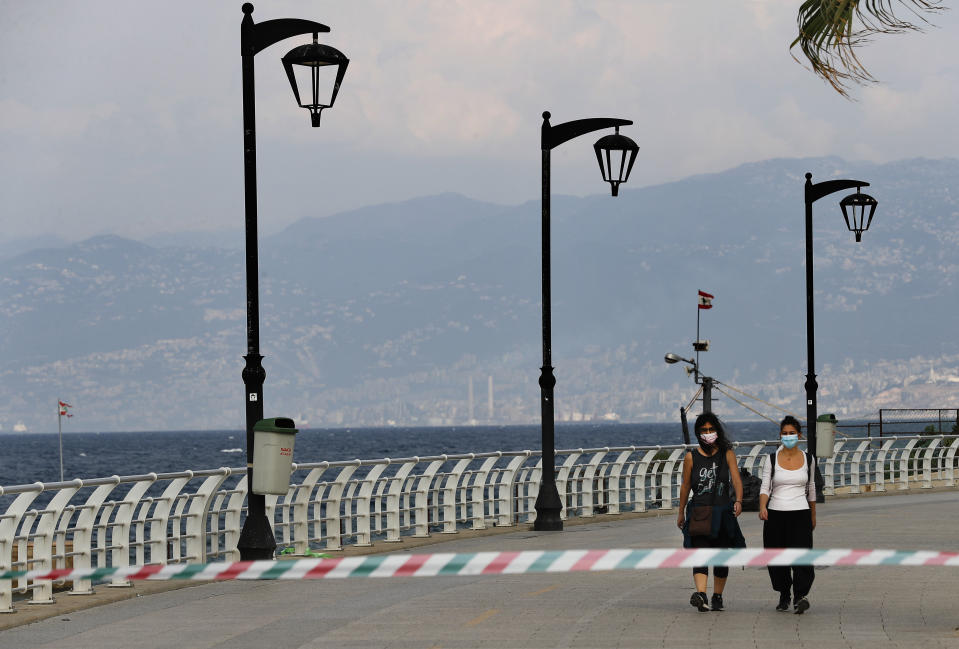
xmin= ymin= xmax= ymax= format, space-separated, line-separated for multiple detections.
xmin=781 ymin=434 xmax=799 ymax=449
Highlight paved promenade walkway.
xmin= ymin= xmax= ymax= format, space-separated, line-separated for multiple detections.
xmin=2 ymin=490 xmax=957 ymax=649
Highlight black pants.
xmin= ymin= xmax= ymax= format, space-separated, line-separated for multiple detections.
xmin=690 ymin=532 xmax=729 ymax=579
xmin=763 ymin=508 xmax=814 ymax=599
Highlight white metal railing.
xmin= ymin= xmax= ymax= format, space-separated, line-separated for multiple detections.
xmin=1 ymin=435 xmax=957 ymax=612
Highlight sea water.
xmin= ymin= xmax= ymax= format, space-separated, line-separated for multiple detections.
xmin=0 ymin=421 xmax=781 ymax=486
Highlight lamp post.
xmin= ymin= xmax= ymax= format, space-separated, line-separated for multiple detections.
xmin=237 ymin=3 xmax=348 ymax=560
xmin=664 ymin=352 xmax=713 ymax=444
xmin=535 ymin=111 xmax=638 ymax=531
xmin=664 ymin=353 xmax=712 ymax=409
xmin=803 ymin=172 xmax=877 ymax=502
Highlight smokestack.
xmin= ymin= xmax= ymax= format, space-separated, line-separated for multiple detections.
xmin=487 ymin=375 xmax=494 ymax=421
xmin=468 ymin=376 xmax=474 ymax=423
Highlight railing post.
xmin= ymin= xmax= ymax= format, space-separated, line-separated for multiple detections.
xmin=441 ymin=457 xmax=472 ymax=533
xmin=149 ymin=475 xmax=191 ymax=564
xmin=384 ymin=460 xmax=417 ymax=542
xmin=605 ymin=449 xmax=634 ymax=515
xmin=741 ymin=443 xmax=766 ymax=475
xmin=0 ymin=490 xmax=41 ymax=613
xmin=353 ymin=463 xmax=387 ymax=547
xmin=470 ymin=456 xmax=500 ymax=530
xmin=944 ymin=437 xmax=959 ymax=487
xmin=822 ymin=441 xmax=843 ymax=496
xmin=633 ymin=449 xmax=658 ymax=512
xmin=899 ymin=439 xmax=919 ymax=490
xmin=185 ymin=470 xmax=231 ymax=563
xmin=577 ymin=450 xmax=607 ymax=518
xmin=109 ymin=476 xmax=156 ymax=585
xmin=224 ymin=475 xmax=248 ymax=562
xmin=556 ymin=451 xmax=582 ymax=520
xmin=412 ymin=459 xmax=444 ymax=537
xmin=874 ymin=438 xmax=896 ymax=492
xmin=496 ymin=454 xmax=529 ymax=526
xmin=28 ymin=484 xmax=80 ymax=605
xmin=849 ymin=441 xmax=871 ymax=494
xmin=291 ymin=465 xmax=328 ymax=555
xmin=660 ymin=449 xmax=685 ymax=510
xmin=921 ymin=438 xmax=941 ymax=489
xmin=324 ymin=464 xmax=358 ymax=550
xmin=69 ymin=480 xmax=121 ymax=595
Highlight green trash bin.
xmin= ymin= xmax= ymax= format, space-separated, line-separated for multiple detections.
xmin=816 ymin=413 xmax=837 ymax=458
xmin=252 ymin=417 xmax=298 ymax=495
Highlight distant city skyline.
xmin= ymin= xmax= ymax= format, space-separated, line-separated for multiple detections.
xmin=2 ymin=1 xmax=959 ymax=243
xmin=3 ymin=155 xmax=959 ymax=432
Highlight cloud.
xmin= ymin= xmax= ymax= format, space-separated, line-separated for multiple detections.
xmin=1 ymin=0 xmax=958 ymax=241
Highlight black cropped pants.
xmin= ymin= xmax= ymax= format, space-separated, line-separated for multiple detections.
xmin=763 ymin=508 xmax=815 ymax=599
xmin=690 ymin=532 xmax=729 ymax=579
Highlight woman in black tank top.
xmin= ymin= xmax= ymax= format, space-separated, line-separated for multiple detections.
xmin=677 ymin=413 xmax=746 ymax=612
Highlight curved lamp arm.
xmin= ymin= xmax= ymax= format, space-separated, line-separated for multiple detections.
xmin=542 ymin=112 xmax=633 ymax=151
xmin=805 ymin=173 xmax=869 ymax=205
xmin=241 ymin=4 xmax=330 ymax=57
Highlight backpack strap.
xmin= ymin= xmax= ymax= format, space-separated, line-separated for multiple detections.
xmin=769 ymin=451 xmax=776 ymax=480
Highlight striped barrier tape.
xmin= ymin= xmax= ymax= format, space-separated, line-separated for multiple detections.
xmin=2 ymin=548 xmax=957 ymax=582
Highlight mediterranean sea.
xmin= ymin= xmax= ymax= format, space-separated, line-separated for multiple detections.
xmin=0 ymin=421 xmax=784 ymax=486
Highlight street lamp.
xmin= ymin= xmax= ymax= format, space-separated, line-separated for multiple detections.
xmin=535 ymin=111 xmax=638 ymax=531
xmin=664 ymin=352 xmax=713 ymax=408
xmin=238 ymin=3 xmax=348 ymax=560
xmin=803 ymin=172 xmax=877 ymax=502
xmin=664 ymin=352 xmax=714 ymax=444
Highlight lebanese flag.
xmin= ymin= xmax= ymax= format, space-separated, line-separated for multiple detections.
xmin=698 ymin=290 xmax=714 ymax=309
xmin=59 ymin=400 xmax=72 ymax=416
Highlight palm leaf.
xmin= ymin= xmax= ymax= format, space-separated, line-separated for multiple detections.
xmin=790 ymin=0 xmax=945 ymax=97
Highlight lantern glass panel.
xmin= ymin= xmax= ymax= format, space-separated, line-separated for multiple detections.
xmin=289 ymin=63 xmax=338 ymax=110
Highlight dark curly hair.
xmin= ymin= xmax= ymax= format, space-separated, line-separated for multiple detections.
xmin=693 ymin=412 xmax=731 ymax=452
xmin=779 ymin=415 xmax=803 ymax=436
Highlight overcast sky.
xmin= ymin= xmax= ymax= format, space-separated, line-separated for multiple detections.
xmin=1 ymin=0 xmax=957 ymax=242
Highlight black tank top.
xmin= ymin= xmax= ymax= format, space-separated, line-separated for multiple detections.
xmin=689 ymin=449 xmax=731 ymax=506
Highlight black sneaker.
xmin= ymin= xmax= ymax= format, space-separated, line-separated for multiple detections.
xmin=710 ymin=593 xmax=724 ymax=611
xmin=776 ymin=592 xmax=790 ymax=612
xmin=690 ymin=591 xmax=709 ymax=612
xmin=794 ymin=596 xmax=810 ymax=615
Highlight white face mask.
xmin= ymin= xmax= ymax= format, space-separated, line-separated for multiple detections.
xmin=700 ymin=432 xmax=718 ymax=445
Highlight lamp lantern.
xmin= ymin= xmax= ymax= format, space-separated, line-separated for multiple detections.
xmin=593 ymin=127 xmax=639 ymax=196
xmin=282 ymin=33 xmax=349 ymax=127
xmin=839 ymin=187 xmax=878 ymax=242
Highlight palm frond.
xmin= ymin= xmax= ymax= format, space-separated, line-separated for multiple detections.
xmin=790 ymin=0 xmax=946 ymax=98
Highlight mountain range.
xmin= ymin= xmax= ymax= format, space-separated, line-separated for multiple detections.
xmin=2 ymin=156 xmax=958 ymax=432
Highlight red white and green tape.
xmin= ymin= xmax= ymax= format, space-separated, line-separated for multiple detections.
xmin=3 ymin=548 xmax=957 ymax=582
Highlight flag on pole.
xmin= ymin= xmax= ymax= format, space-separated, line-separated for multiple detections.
xmin=698 ymin=290 xmax=714 ymax=310
xmin=59 ymin=400 xmax=73 ymax=417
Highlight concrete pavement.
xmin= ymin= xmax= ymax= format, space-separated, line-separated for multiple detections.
xmin=1 ymin=490 xmax=957 ymax=649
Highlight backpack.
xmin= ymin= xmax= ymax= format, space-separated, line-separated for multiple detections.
xmin=739 ymin=467 xmax=762 ymax=511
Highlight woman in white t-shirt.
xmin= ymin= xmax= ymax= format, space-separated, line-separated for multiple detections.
xmin=759 ymin=415 xmax=816 ymax=615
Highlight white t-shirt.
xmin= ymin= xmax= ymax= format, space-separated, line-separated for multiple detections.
xmin=759 ymin=447 xmax=816 ymax=510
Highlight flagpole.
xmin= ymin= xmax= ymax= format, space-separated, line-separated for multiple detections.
xmin=695 ymin=297 xmax=701 ymax=381
xmin=57 ymin=398 xmax=64 ymax=482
